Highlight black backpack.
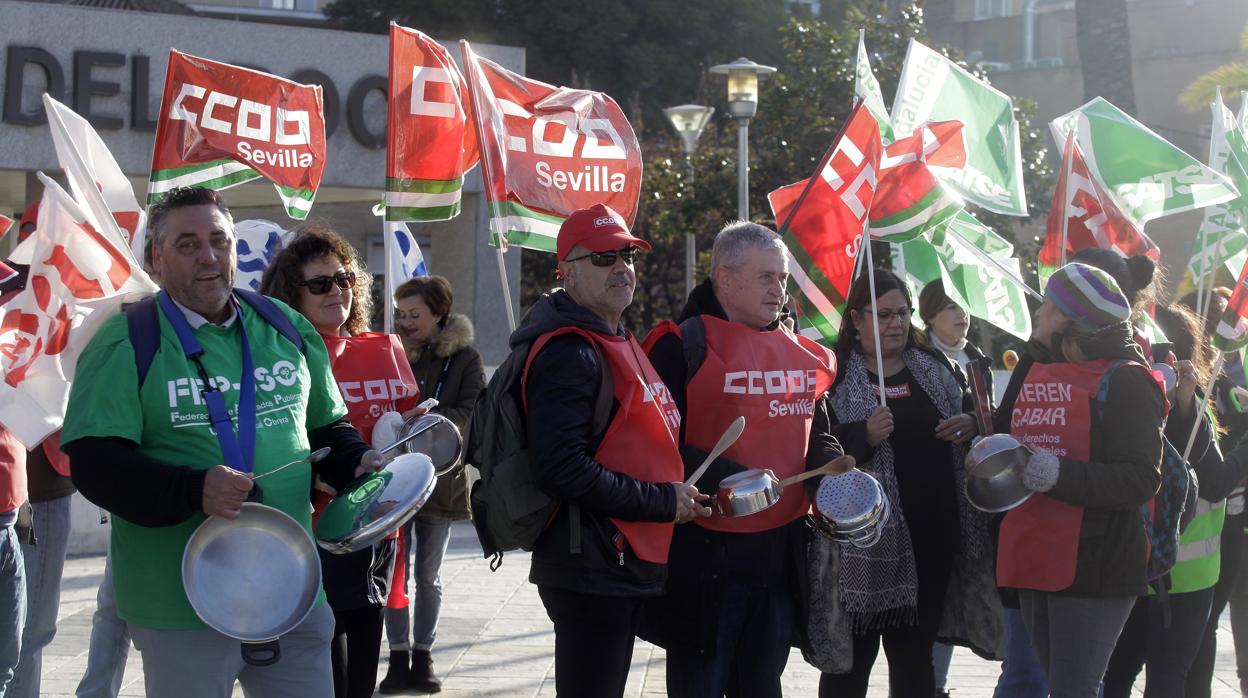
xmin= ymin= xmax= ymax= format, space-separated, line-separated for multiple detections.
xmin=466 ymin=331 xmax=613 ymax=570
xmin=124 ymin=289 xmax=305 ymax=386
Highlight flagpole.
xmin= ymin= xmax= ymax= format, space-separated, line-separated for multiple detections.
xmin=1195 ymin=230 xmax=1208 ymax=320
xmin=496 ymin=244 xmax=517 ymax=333
xmin=862 ymin=240 xmax=887 ymax=408
xmin=1181 ymin=351 xmax=1226 ymax=465
xmin=383 ymin=218 xmax=394 ymax=336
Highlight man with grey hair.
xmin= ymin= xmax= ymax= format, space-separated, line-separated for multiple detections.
xmin=641 ymin=220 xmax=846 ymax=698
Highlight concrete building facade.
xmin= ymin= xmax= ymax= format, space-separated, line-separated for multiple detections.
xmin=0 ymin=0 xmax=523 ymax=364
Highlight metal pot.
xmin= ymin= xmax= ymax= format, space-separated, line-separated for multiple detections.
xmin=393 ymin=413 xmax=463 ymax=476
xmin=965 ymin=434 xmax=1034 ymax=513
xmin=182 ymin=502 xmax=321 ymax=666
xmin=315 ymin=453 xmax=437 ymax=554
xmin=713 ymin=456 xmax=855 ymax=518
xmin=713 ymin=469 xmax=783 ymax=517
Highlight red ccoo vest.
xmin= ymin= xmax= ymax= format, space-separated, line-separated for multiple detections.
xmin=682 ymin=315 xmax=836 ymax=534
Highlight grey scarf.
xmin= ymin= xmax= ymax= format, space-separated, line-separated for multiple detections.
xmin=829 ymin=347 xmax=970 ymax=629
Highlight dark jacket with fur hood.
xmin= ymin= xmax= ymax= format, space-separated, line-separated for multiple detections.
xmin=407 ymin=313 xmax=486 ymax=520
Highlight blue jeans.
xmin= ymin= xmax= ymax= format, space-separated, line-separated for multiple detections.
xmin=1018 ymin=591 xmax=1135 ymax=698
xmin=667 ymin=579 xmax=794 ymax=698
xmin=933 ymin=642 xmax=954 ymax=690
xmin=76 ymin=552 xmax=129 ymax=698
xmin=0 ymin=516 xmax=26 ymax=697
xmin=9 ymin=495 xmax=71 ymax=698
xmin=994 ymin=607 xmax=1049 ymax=698
xmin=384 ymin=518 xmax=452 ymax=652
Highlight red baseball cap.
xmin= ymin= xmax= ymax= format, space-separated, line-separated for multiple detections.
xmin=556 ymin=204 xmax=651 ymax=261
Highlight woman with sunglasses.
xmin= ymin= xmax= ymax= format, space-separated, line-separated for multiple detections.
xmin=259 ymin=226 xmax=420 ymax=698
xmin=377 ymin=275 xmax=485 ymax=694
xmin=808 ymin=268 xmax=1001 ymax=698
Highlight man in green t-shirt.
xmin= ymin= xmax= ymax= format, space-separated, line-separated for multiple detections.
xmin=62 ymin=187 xmax=384 ymax=698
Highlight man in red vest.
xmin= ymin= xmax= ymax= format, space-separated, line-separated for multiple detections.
xmin=516 ymin=203 xmax=708 ymax=698
xmin=642 ymin=221 xmax=844 ymax=698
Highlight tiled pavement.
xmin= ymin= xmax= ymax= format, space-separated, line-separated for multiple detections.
xmin=30 ymin=522 xmax=1242 ymax=696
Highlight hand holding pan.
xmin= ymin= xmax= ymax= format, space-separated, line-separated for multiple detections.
xmin=685 ymin=417 xmax=746 ymax=488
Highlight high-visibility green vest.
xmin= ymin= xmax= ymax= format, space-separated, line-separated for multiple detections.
xmin=1166 ymin=498 xmax=1227 ymax=594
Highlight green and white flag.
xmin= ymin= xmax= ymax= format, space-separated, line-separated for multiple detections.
xmin=1051 ymin=97 xmax=1239 ymax=225
xmin=1192 ymin=88 xmax=1248 ymax=287
xmin=893 ymin=210 xmax=1033 ymax=339
xmin=855 ymin=30 xmax=894 ymax=145
xmin=890 ymin=39 xmax=1027 ymax=217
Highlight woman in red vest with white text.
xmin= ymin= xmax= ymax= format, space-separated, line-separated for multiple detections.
xmin=994 ymin=263 xmax=1163 ymax=698
xmin=810 ymin=268 xmax=1001 ymax=698
xmin=260 ymin=227 xmax=420 ymax=698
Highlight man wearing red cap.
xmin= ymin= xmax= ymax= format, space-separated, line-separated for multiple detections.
xmin=511 ymin=203 xmax=708 ymax=697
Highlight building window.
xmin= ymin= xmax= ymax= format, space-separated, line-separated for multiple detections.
xmin=974 ymin=0 xmax=1012 ymax=19
xmin=271 ymin=0 xmax=295 ymax=9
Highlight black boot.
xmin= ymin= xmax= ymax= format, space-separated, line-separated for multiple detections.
xmin=409 ymin=649 xmax=443 ymax=693
xmin=378 ymin=650 xmax=411 ymax=694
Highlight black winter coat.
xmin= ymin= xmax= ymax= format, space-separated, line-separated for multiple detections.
xmin=639 ymin=279 xmax=841 ymax=655
xmin=519 ymin=290 xmax=677 ymax=596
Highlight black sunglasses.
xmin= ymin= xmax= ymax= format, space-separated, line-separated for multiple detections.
xmin=564 ymin=247 xmax=641 ymax=267
xmin=299 ymin=271 xmax=355 ymax=295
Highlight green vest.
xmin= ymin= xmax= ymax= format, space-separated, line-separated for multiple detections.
xmin=1167 ymin=498 xmax=1226 ymax=594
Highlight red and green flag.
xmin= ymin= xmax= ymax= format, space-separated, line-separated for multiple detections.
xmin=1038 ymin=130 xmax=1158 ymax=283
xmin=460 ymin=41 xmax=642 ymax=253
xmin=386 ymin=24 xmax=479 ymax=222
xmin=147 ymin=50 xmax=326 ymax=220
xmin=768 ymin=102 xmax=883 ymax=344
xmin=1214 ymin=256 xmax=1248 ymax=352
xmin=869 ymin=120 xmax=966 ymax=243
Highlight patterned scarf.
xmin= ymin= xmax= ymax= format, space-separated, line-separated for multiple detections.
xmin=829 ymin=347 xmax=973 ymax=630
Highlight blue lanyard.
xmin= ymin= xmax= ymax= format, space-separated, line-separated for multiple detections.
xmin=158 ymin=291 xmax=258 ymax=474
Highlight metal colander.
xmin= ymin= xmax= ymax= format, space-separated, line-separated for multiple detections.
xmin=809 ymin=470 xmax=890 ymax=548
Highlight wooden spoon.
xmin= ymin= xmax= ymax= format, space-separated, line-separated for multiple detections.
xmin=777 ymin=454 xmax=856 ymax=488
xmin=685 ymin=416 xmax=747 ymax=487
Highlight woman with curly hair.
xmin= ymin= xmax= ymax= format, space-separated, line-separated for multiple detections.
xmin=260 ymin=224 xmax=421 ymax=698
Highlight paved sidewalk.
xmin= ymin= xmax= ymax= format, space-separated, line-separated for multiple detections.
xmin=32 ymin=522 xmax=1242 ymax=696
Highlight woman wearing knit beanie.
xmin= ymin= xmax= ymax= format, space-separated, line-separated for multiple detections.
xmin=992 ymin=263 xmax=1165 ymax=698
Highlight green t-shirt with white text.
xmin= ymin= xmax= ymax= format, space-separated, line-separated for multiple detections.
xmin=62 ymin=297 xmax=347 ymax=630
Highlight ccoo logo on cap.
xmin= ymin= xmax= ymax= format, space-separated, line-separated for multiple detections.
xmin=557 ymin=203 xmax=652 ymax=261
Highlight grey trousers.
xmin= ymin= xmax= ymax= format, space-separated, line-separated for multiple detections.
xmin=1018 ymin=590 xmax=1135 ymax=698
xmin=129 ymin=602 xmax=335 ymax=698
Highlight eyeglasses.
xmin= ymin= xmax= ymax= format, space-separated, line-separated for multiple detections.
xmin=564 ymin=247 xmax=641 ymax=267
xmin=865 ymin=306 xmax=912 ymax=324
xmin=299 ymin=271 xmax=355 ymax=295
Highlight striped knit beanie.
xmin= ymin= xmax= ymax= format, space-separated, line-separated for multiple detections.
xmin=1044 ymin=263 xmax=1131 ymax=330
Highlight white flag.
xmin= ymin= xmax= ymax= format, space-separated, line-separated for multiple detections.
xmin=42 ymin=94 xmax=146 ymax=263
xmin=387 ymin=221 xmax=428 ymax=289
xmin=234 ymin=219 xmax=293 ymax=292
xmin=0 ymin=174 xmax=157 ymax=447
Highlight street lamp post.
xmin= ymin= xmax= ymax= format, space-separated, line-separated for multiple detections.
xmin=664 ymin=104 xmax=714 ymax=297
xmin=710 ymin=57 xmax=776 ymax=221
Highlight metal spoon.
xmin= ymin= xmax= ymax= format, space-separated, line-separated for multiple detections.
xmin=254 ymin=447 xmax=331 ymax=481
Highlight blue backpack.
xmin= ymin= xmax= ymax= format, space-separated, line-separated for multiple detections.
xmin=124 ymin=289 xmax=305 ymax=387
xmin=1093 ymin=359 xmax=1199 ymax=583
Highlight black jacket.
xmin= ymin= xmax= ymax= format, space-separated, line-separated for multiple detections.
xmin=640 ymin=279 xmax=841 ymax=655
xmin=519 ymin=290 xmax=677 ymax=596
